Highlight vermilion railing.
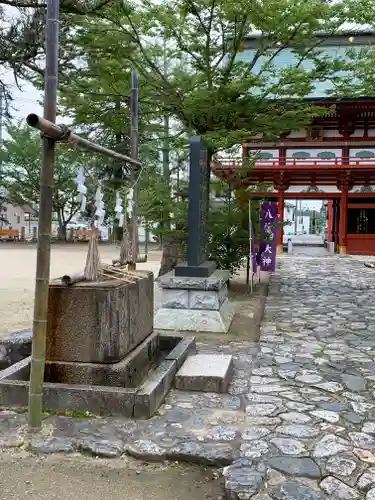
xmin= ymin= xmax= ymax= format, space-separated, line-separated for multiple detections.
xmin=212 ymin=157 xmax=375 ymax=169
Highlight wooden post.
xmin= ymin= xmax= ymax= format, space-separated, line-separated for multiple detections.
xmin=128 ymin=71 xmax=140 ymax=271
xmin=338 ymin=187 xmax=349 ymax=255
xmin=277 ymin=189 xmax=285 ymax=254
xmin=333 ymin=199 xmax=339 ymax=251
xmin=327 ymin=200 xmax=333 ymax=242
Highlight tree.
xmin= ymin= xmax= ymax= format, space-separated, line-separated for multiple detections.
xmin=0 ymin=121 xmax=95 ymax=239
xmin=53 ymin=0 xmax=375 ymax=154
xmin=0 ymin=189 xmax=8 ymax=225
xmin=0 ymin=0 xmax=113 ymax=109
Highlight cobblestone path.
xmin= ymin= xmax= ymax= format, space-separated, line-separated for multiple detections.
xmin=2 ymin=255 xmax=375 ymax=499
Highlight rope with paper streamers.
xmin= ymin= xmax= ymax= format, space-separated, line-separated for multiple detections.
xmin=74 ymin=163 xmax=146 ymax=278
xmin=75 ymin=161 xmax=144 ymax=215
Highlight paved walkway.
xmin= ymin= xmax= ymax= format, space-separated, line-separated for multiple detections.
xmin=2 ymin=255 xmax=375 ymax=499
xmin=288 ymin=245 xmax=330 ymax=257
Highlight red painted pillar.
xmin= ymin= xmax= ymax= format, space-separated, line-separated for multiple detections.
xmin=327 ymin=200 xmax=333 ymax=242
xmin=277 ymin=190 xmax=285 ymax=254
xmin=242 ymin=144 xmax=248 ymax=166
xmin=339 ymin=189 xmax=348 ymax=254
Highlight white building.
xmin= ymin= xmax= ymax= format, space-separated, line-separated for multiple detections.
xmin=284 ymin=204 xmax=311 ymax=236
xmin=0 ymin=189 xmax=35 ymax=231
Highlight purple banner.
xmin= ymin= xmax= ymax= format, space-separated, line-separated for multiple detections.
xmin=259 ymin=202 xmax=278 ymax=272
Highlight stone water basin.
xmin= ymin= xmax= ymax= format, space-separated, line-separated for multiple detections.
xmin=0 ymin=334 xmax=196 ymax=419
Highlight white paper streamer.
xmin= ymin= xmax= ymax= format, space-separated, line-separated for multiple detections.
xmin=126 ymin=188 xmax=134 ymax=217
xmin=75 ymin=168 xmax=87 ymax=212
xmin=94 ymin=187 xmax=105 ymax=225
xmin=115 ymin=191 xmax=124 ymax=224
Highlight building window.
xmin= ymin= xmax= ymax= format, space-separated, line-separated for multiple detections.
xmin=355 ymin=150 xmax=375 ymax=159
xmin=257 ymin=152 xmax=274 ymax=159
xmin=348 ymin=208 xmax=375 ymax=234
xmin=17 ymin=215 xmax=21 ymax=225
xmin=317 ymin=151 xmax=336 ymax=160
xmin=291 ymin=151 xmax=311 ymax=159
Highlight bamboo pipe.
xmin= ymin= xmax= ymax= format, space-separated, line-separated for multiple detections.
xmin=28 ymin=0 xmax=59 ymax=431
xmin=26 ymin=114 xmax=142 ymax=169
xmin=61 ymin=272 xmax=86 ymax=286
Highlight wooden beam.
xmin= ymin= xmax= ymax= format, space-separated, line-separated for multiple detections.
xmin=245 ymin=191 xmax=375 ymax=199
xmin=348 ymin=203 xmax=375 ymax=208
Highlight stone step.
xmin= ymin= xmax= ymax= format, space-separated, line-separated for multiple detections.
xmin=175 ymin=354 xmax=233 ymax=393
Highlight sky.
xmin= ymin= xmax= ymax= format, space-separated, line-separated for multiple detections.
xmin=2 ymin=77 xmax=43 ymax=125
xmin=1 ymin=5 xmax=43 ymax=126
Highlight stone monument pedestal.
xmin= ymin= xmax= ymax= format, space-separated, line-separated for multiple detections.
xmin=155 ymin=136 xmax=234 ymax=333
xmin=155 ymin=269 xmax=234 ymax=333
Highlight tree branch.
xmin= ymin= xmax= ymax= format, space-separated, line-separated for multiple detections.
xmin=186 ymin=0 xmax=210 ymax=36
xmin=0 ymin=0 xmax=113 ymax=14
xmin=221 ymin=14 xmax=249 ymax=84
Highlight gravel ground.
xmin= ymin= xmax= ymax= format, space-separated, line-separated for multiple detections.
xmin=0 ymin=451 xmax=223 ymax=500
xmin=0 ymin=244 xmax=162 ymax=336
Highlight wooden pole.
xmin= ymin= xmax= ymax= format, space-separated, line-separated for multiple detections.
xmin=128 ymin=71 xmax=140 ymax=271
xmin=28 ymin=0 xmax=60 ymax=430
xmin=277 ymin=189 xmax=285 ymax=254
xmin=248 ymin=199 xmax=253 ymax=294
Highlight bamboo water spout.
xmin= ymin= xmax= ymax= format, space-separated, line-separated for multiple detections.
xmin=26 ymin=114 xmax=142 ymax=169
xmin=27 ymin=14 xmax=142 ymax=430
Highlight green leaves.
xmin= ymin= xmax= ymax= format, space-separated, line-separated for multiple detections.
xmin=2 ymin=0 xmax=375 ymax=241
xmin=0 ymin=121 xmax=97 ymax=234
xmin=55 ymin=0 xmax=336 ymax=149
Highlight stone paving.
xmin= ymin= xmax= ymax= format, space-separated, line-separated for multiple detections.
xmin=2 ymin=254 xmax=375 ymax=499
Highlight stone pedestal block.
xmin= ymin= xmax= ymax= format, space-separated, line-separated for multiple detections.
xmin=175 ymin=354 xmax=233 ymax=392
xmin=46 ymin=270 xmax=154 ymax=363
xmin=155 ymin=270 xmax=234 ymax=333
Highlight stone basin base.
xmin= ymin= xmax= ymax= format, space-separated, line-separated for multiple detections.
xmin=0 ymin=334 xmax=196 ymax=419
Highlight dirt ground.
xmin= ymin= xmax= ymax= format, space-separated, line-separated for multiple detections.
xmin=0 ymin=243 xmax=162 ymax=336
xmin=0 ymin=451 xmax=224 ymax=500
xmin=0 ymin=242 xmax=265 ymax=341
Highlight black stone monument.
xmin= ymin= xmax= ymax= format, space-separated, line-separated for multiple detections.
xmin=175 ymin=136 xmax=216 ymax=278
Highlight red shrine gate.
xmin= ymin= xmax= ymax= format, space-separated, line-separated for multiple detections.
xmin=212 ymin=98 xmax=375 ymax=256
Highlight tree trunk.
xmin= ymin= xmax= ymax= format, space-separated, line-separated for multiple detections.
xmin=158 ymin=225 xmax=186 ymax=278
xmin=57 ymin=219 xmax=67 ymax=241
xmin=158 ymin=239 xmax=184 ymax=277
